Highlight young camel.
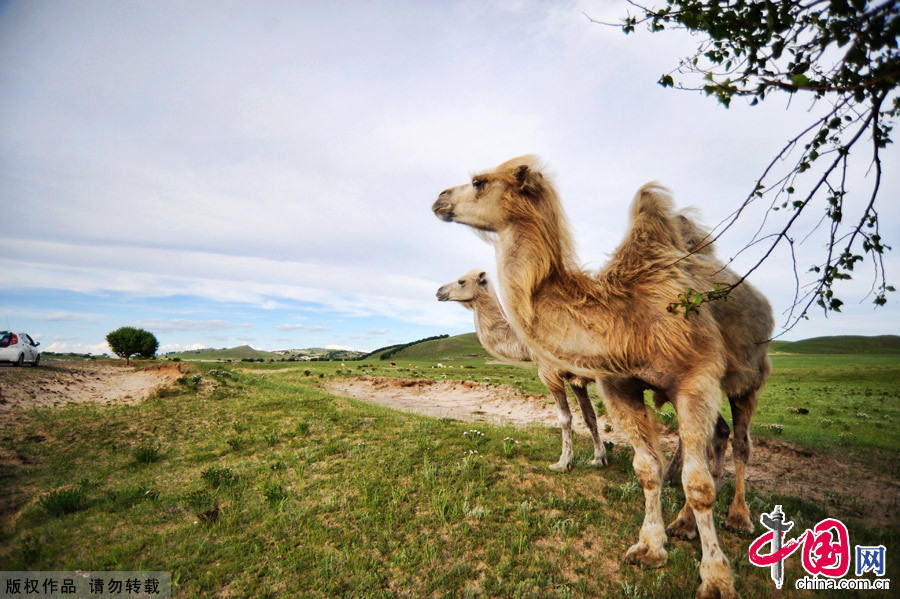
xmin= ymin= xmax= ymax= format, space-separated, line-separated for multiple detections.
xmin=436 ymin=268 xmax=607 ymax=471
xmin=432 ymin=156 xmax=773 ymax=599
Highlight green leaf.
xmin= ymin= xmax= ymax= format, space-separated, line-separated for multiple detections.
xmin=790 ymin=73 xmax=811 ymax=86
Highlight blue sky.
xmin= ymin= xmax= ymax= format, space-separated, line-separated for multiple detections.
xmin=2 ymin=0 xmax=898 ymax=355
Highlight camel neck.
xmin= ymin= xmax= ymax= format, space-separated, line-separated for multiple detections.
xmin=495 ymin=225 xmax=568 ymax=330
xmin=471 ymin=287 xmax=532 ymax=363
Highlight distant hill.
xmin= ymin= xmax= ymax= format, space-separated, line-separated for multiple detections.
xmin=164 ymin=345 xmax=366 ymax=361
xmin=390 ymin=332 xmax=488 ymax=360
xmin=165 ymin=345 xmax=280 ymax=361
xmin=160 ymin=334 xmax=899 ymax=363
xmin=769 ymin=335 xmax=900 ymax=354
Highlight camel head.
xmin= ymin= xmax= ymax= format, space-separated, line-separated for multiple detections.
xmin=436 ymin=269 xmax=488 ymax=305
xmin=431 ymin=155 xmax=558 ymax=233
xmin=432 ymin=155 xmax=578 ymax=275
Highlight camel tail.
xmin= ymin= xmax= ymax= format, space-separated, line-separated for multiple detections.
xmin=629 ymin=182 xmax=684 ymax=251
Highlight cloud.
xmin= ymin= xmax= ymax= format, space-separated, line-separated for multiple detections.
xmin=45 ymin=341 xmax=111 ymax=355
xmin=44 ymin=312 xmax=80 ymax=322
xmin=159 ymin=343 xmax=207 ymax=353
xmin=129 ymin=318 xmax=254 ymax=333
xmin=366 ymin=328 xmax=390 ymax=335
xmin=275 ymin=324 xmax=306 ymax=331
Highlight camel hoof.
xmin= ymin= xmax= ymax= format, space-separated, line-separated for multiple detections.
xmin=624 ymin=542 xmax=667 ymax=569
xmin=695 ymin=579 xmax=737 ymax=599
xmin=548 ymin=461 xmax=573 ymax=472
xmin=725 ymin=512 xmax=754 ymax=535
xmin=590 ymin=455 xmax=608 ymax=467
xmin=666 ymin=515 xmax=698 ymax=540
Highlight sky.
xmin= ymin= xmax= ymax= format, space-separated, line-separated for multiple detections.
xmin=1 ymin=0 xmax=898 ymax=356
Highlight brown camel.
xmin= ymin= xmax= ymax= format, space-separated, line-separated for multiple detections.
xmin=436 ymin=268 xmax=607 ymax=470
xmin=433 ymin=156 xmax=773 ymax=599
xmin=662 ymin=212 xmax=773 ymax=539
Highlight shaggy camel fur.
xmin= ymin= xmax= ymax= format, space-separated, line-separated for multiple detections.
xmin=436 ymin=268 xmax=607 ymax=470
xmin=433 ymin=156 xmax=773 ymax=599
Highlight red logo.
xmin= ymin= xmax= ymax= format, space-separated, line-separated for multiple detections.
xmin=750 ymin=511 xmax=851 ymax=579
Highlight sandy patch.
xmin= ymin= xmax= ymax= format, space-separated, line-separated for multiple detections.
xmin=330 ymin=376 xmax=900 ymax=528
xmin=0 ymin=360 xmax=184 ymax=428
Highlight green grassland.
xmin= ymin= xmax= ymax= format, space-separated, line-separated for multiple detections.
xmin=770 ymin=335 xmax=900 ymax=354
xmin=390 ymin=332 xmax=489 ymax=361
xmin=1 ymin=336 xmax=898 ymax=598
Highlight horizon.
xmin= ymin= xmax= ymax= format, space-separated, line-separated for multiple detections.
xmin=34 ymin=330 xmax=900 ymax=359
xmin=3 ymin=1 xmax=898 ymax=355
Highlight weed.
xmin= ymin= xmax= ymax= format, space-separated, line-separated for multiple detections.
xmin=462 ymin=429 xmax=486 ymax=446
xmin=40 ymin=488 xmax=87 ymax=517
xmin=262 ymin=481 xmax=288 ymax=504
xmin=186 ymin=489 xmax=215 ymax=511
xmin=17 ymin=535 xmax=44 ymax=565
xmin=201 ymin=466 xmax=239 ymax=488
xmin=133 ymin=441 xmax=162 ymax=464
xmin=177 ymin=374 xmax=203 ymax=392
xmin=462 ymin=499 xmax=489 ymax=520
xmin=226 ymin=436 xmax=247 ymax=451
xmin=501 ymin=436 xmax=519 ymax=458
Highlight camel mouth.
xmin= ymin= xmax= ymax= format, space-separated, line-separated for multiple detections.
xmin=436 ymin=288 xmax=451 ymax=301
xmin=431 ymin=199 xmax=455 ymax=221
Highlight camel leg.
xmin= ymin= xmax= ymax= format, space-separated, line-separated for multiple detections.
xmin=677 ymin=375 xmax=736 ymax=599
xmin=726 ymin=389 xmax=759 ymax=534
xmin=569 ymin=379 xmax=607 ymax=467
xmin=664 ymin=412 xmax=729 ymax=484
xmin=666 ymin=412 xmax=730 ymax=540
xmin=540 ymin=370 xmax=574 ymax=471
xmin=663 ymin=440 xmax=683 ymax=483
xmin=710 ymin=412 xmax=731 ymax=487
xmin=600 ymin=378 xmax=667 ymax=569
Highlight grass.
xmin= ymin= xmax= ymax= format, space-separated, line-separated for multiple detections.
xmin=743 ymin=354 xmax=900 ymax=475
xmin=0 ymin=354 xmax=897 ymax=598
xmin=770 ymin=334 xmax=900 ymax=354
xmin=391 ymin=332 xmax=489 ymax=360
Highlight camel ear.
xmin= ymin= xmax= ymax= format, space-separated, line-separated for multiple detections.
xmin=514 ymin=164 xmax=542 ymax=197
xmin=477 ymin=271 xmax=487 ymax=285
xmin=514 ymin=164 xmax=530 ymax=185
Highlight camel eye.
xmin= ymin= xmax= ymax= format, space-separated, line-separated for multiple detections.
xmin=472 ymin=179 xmax=485 ymax=191
xmin=458 ymin=280 xmax=465 ymax=286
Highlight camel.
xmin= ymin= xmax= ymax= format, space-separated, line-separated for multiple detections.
xmin=436 ymin=268 xmax=607 ymax=471
xmin=432 ymin=156 xmax=773 ymax=599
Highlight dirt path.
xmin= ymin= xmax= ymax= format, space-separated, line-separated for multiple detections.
xmin=0 ymin=360 xmax=184 ymax=429
xmin=330 ymin=376 xmax=900 ymax=528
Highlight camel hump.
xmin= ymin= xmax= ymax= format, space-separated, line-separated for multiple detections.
xmin=628 ymin=182 xmax=685 ymax=251
xmin=630 ymin=182 xmax=674 ymax=220
xmin=676 ymin=210 xmax=717 ymax=257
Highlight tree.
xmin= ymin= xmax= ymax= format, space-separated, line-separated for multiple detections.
xmin=590 ymin=0 xmax=899 ymax=330
xmin=106 ymin=327 xmax=159 ymax=365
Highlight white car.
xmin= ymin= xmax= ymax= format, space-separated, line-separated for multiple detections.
xmin=0 ymin=331 xmax=41 ymax=366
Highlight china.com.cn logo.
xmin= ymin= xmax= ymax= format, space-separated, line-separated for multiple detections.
xmin=749 ymin=505 xmax=890 ymax=591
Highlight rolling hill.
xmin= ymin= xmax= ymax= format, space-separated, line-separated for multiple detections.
xmin=160 ymin=334 xmax=899 ymax=363
xmin=769 ymin=335 xmax=900 ymax=354
xmin=386 ymin=332 xmax=488 ymax=360
xmin=164 ymin=345 xmax=280 ymax=361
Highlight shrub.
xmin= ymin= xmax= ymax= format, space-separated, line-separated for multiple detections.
xmin=105 ymin=326 xmax=159 ymax=365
